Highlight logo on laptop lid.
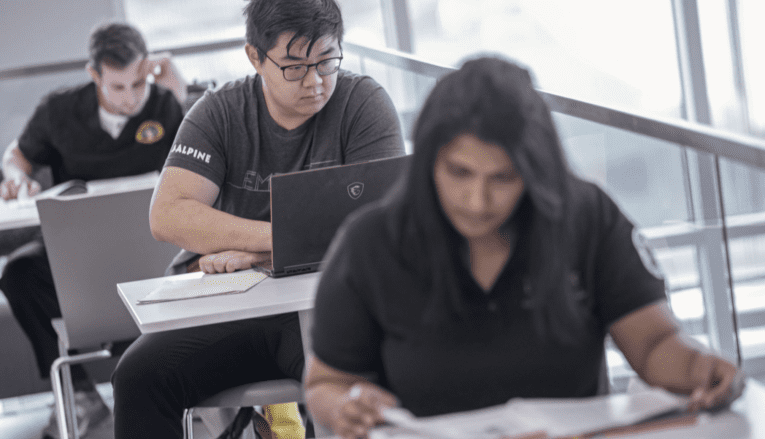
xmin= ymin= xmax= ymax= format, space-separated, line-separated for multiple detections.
xmin=347 ymin=182 xmax=364 ymax=199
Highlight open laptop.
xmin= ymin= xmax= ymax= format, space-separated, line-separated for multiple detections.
xmin=258 ymin=154 xmax=411 ymax=277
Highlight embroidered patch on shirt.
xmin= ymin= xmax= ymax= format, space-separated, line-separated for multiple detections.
xmin=632 ymin=228 xmax=665 ymax=280
xmin=136 ymin=120 xmax=165 ymax=144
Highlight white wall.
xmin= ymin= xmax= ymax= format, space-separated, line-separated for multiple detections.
xmin=0 ymin=0 xmax=121 ymax=69
xmin=0 ymin=0 xmax=122 ymax=162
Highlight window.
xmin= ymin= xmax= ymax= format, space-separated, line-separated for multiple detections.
xmin=407 ymin=0 xmax=682 ymax=119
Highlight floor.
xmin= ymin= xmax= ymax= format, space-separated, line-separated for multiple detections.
xmin=0 ymin=383 xmax=227 ymax=439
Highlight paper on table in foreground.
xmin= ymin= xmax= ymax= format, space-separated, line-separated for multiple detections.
xmin=136 ymin=269 xmax=268 ymax=304
xmin=375 ymin=386 xmax=689 ymax=439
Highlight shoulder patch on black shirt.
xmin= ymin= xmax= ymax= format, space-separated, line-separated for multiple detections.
xmin=632 ymin=228 xmax=665 ymax=280
xmin=136 ymin=120 xmax=165 ymax=144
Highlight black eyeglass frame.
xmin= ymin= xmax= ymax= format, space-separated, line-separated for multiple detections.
xmin=262 ymin=51 xmax=344 ymax=81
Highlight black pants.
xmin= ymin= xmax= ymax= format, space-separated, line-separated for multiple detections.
xmin=0 ymin=237 xmax=90 ymax=385
xmin=111 ymin=311 xmax=304 ymax=439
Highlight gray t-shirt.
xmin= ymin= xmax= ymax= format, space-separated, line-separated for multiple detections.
xmin=164 ymin=70 xmax=405 ymax=271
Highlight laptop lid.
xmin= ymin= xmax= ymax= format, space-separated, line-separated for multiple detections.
xmin=268 ymin=155 xmax=411 ymax=277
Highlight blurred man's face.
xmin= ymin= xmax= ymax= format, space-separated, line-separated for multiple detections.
xmin=89 ymin=56 xmax=148 ymax=116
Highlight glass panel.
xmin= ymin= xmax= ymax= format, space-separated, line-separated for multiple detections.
xmin=123 ymin=0 xmax=386 ymax=50
xmin=553 ymin=113 xmax=689 ymax=227
xmin=737 ymin=0 xmax=765 ymax=137
xmin=697 ymin=0 xmax=747 ymax=133
xmin=338 ymin=0 xmax=387 ymax=47
xmin=407 ymin=0 xmax=682 ymax=119
xmin=552 ymin=112 xmax=738 ymax=390
xmin=720 ymin=157 xmax=765 ymax=381
xmin=123 ymin=0 xmax=246 ymax=48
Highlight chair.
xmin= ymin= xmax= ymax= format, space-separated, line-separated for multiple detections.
xmin=184 ymin=309 xmax=332 ymax=439
xmin=36 ymin=186 xmax=180 ymax=439
xmin=184 ymin=379 xmax=303 ymax=439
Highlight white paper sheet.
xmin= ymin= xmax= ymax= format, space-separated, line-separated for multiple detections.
xmin=136 ymin=269 xmax=269 ymax=304
xmin=375 ymin=387 xmax=689 ymax=439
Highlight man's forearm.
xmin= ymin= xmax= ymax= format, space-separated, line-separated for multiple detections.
xmin=150 ymin=197 xmax=271 ymax=254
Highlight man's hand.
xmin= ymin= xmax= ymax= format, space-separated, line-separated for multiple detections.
xmin=145 ymin=52 xmax=173 ymax=78
xmin=145 ymin=52 xmax=187 ymax=104
xmin=0 ymin=175 xmax=41 ymax=200
xmin=198 ymin=250 xmax=271 ymax=274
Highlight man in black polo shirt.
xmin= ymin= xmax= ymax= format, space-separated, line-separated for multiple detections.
xmin=0 ymin=22 xmax=185 ymax=439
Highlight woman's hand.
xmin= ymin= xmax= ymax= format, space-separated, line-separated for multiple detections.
xmin=686 ymin=353 xmax=743 ymax=411
xmin=331 ymin=382 xmax=398 ymax=439
xmin=198 ymin=250 xmax=270 ymax=273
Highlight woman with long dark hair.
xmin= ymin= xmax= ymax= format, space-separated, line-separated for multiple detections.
xmin=304 ymin=56 xmax=740 ymax=438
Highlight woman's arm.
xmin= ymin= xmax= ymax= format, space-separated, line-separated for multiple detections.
xmin=609 ymin=301 xmax=740 ymax=410
xmin=305 ymin=354 xmax=397 ymax=439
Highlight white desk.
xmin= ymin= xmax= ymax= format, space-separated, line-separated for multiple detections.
xmin=0 ymin=199 xmax=39 ymax=231
xmin=0 ymin=172 xmax=161 ymax=233
xmin=117 ymin=270 xmax=320 ymax=354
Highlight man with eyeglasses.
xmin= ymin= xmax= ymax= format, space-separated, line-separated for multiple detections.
xmin=110 ymin=0 xmax=404 ymax=438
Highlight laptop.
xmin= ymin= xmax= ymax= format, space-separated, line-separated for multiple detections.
xmin=258 ymin=154 xmax=411 ymax=277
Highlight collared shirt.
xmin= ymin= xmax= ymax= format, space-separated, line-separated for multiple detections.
xmin=98 ymin=84 xmax=151 ymax=139
xmin=17 ymin=82 xmax=183 ymax=185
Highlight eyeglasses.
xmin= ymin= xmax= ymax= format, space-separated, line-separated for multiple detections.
xmin=263 ymin=52 xmax=343 ymax=81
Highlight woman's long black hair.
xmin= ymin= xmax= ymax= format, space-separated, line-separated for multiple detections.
xmin=386 ymin=56 xmax=588 ymax=344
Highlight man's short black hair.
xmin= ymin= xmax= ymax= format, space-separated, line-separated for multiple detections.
xmin=89 ymin=22 xmax=148 ymax=75
xmin=244 ymin=0 xmax=344 ymax=63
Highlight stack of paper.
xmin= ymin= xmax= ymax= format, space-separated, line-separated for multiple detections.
xmin=375 ymin=387 xmax=690 ymax=439
xmin=137 ymin=270 xmax=268 ymax=304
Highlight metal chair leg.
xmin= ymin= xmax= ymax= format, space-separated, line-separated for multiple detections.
xmin=57 ymin=337 xmax=77 ymax=439
xmin=50 ymin=349 xmax=112 ymax=439
xmin=184 ymin=407 xmax=195 ymax=439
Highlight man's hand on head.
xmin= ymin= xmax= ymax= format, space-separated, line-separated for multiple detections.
xmin=199 ymin=250 xmax=271 ymax=274
xmin=144 ymin=52 xmax=187 ymax=104
xmin=0 ymin=175 xmax=41 ymax=200
xmin=145 ymin=52 xmax=172 ymax=79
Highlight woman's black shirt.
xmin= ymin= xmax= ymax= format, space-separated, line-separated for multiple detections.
xmin=312 ymin=178 xmax=666 ymax=417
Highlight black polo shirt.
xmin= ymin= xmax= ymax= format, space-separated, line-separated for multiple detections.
xmin=312 ymin=178 xmax=666 ymax=417
xmin=17 ymin=82 xmax=183 ymax=184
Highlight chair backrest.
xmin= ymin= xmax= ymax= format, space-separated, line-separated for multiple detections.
xmin=36 ymin=187 xmax=180 ymax=349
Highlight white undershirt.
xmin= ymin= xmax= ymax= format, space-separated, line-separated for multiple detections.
xmin=98 ymin=85 xmax=151 ymax=139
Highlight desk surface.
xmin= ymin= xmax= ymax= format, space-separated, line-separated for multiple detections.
xmin=0 ymin=199 xmax=39 ymax=231
xmin=0 ymin=173 xmax=160 ymax=232
xmin=117 ymin=270 xmax=320 ymax=334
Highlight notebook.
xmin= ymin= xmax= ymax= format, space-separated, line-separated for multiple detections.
xmin=259 ymin=154 xmax=411 ymax=278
